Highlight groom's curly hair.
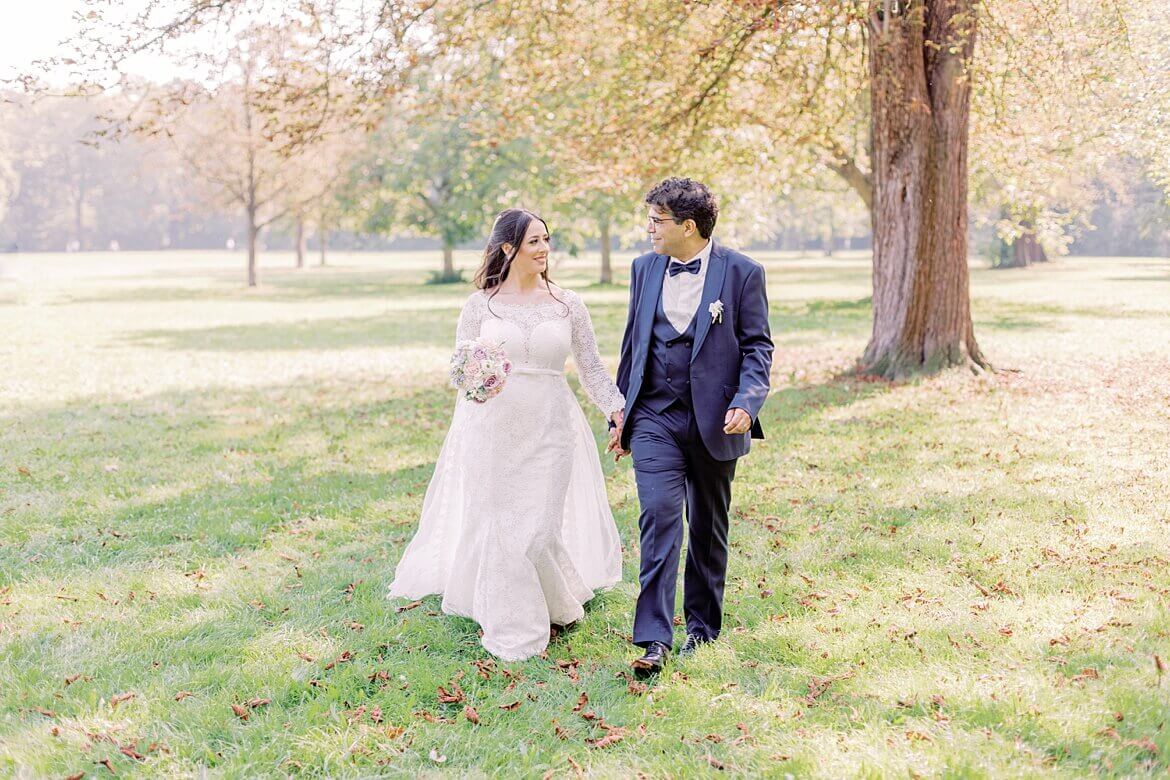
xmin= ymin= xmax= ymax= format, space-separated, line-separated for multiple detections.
xmin=644 ymin=177 xmax=719 ymax=239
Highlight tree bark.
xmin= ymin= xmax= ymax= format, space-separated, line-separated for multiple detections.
xmin=246 ymin=206 xmax=259 ymax=287
xmin=318 ymin=209 xmax=328 ymax=266
xmin=442 ymin=241 xmax=455 ymax=278
xmin=1014 ymin=224 xmax=1048 ymax=265
xmin=599 ymin=216 xmax=613 ymax=284
xmin=861 ymin=0 xmax=989 ymax=378
xmin=295 ymin=215 xmax=306 ymax=269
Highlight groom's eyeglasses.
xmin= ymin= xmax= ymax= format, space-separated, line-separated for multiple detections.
xmin=647 ymin=215 xmax=682 ymax=227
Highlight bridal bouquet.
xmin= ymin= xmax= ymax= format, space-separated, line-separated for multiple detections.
xmin=450 ymin=337 xmax=513 ymax=403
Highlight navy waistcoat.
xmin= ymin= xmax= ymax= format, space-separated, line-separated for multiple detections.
xmin=638 ymin=289 xmax=698 ymax=413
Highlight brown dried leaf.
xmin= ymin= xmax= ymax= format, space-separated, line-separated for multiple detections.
xmin=231 ymin=703 xmax=249 ymax=720
xmin=499 ymin=700 xmax=521 ymax=711
xmin=1124 ymin=737 xmax=1158 ymax=754
xmin=109 ymin=692 xmax=136 ymax=708
xmin=246 ymin=698 xmax=269 ymax=708
xmin=437 ymin=683 xmax=465 ymax=704
xmin=119 ymin=744 xmax=145 ymax=761
xmin=396 ymin=600 xmax=423 ymax=613
xmin=323 ymin=650 xmax=354 ymax=670
xmin=463 ymin=705 xmax=480 ymax=724
xmin=587 ymin=728 xmax=627 ymax=748
xmin=572 ymin=692 xmax=588 ymax=712
xmin=174 ymin=691 xmax=194 ymax=701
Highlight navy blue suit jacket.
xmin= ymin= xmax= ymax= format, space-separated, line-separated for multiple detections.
xmin=616 ymin=241 xmax=773 ymax=461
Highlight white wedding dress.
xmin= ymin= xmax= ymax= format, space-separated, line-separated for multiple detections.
xmin=388 ymin=288 xmax=625 ymax=660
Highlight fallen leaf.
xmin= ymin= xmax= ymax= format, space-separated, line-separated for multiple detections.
xmin=119 ymin=744 xmax=145 ymax=761
xmin=428 ymin=748 xmax=447 ymax=763
xmin=323 ymin=650 xmax=354 ymax=670
xmin=64 ymin=773 xmax=85 ymax=780
xmin=246 ymin=698 xmax=269 ymax=708
xmin=704 ymin=754 xmax=725 ymax=770
xmin=463 ymin=705 xmax=479 ymax=724
xmin=1124 ymin=737 xmax=1158 ymax=755
xmin=587 ymin=728 xmax=627 ymax=748
xmin=553 ymin=719 xmax=569 ymax=740
xmin=96 ymin=758 xmax=116 ymax=774
xmin=396 ymin=600 xmax=423 ymax=613
xmin=572 ymin=692 xmax=588 ymax=712
xmin=231 ymin=704 xmax=249 ymax=720
xmin=109 ymin=692 xmax=136 ymax=708
xmin=579 ymin=709 xmax=598 ymax=720
xmin=437 ymin=684 xmax=465 ymax=704
xmin=174 ymin=691 xmax=194 ymax=701
xmin=499 ymin=700 xmax=521 ymax=711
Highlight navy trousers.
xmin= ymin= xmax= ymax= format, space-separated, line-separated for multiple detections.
xmin=629 ymin=402 xmax=737 ymax=648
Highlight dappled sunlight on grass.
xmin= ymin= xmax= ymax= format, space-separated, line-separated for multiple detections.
xmin=2 ymin=250 xmax=1169 ymax=775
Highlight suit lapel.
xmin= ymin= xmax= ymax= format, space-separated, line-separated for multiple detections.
xmin=637 ymin=254 xmax=667 ymax=343
xmin=691 ymin=241 xmax=727 ymax=361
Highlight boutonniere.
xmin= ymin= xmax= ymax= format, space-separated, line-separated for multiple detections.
xmin=708 ymin=300 xmax=724 ymax=324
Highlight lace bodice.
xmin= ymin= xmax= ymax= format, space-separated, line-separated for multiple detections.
xmin=455 ymin=288 xmax=625 ymax=418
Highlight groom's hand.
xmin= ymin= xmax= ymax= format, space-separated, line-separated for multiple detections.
xmin=606 ymin=411 xmax=629 ymax=462
xmin=723 ymin=407 xmax=752 ymax=435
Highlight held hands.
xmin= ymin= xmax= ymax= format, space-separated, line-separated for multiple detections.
xmin=606 ymin=410 xmax=630 ymax=463
xmin=724 ymin=407 xmax=752 ymax=436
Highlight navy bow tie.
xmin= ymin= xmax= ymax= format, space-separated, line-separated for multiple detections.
xmin=668 ymin=258 xmax=702 ymax=277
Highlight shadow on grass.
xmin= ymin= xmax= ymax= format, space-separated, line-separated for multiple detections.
xmin=61 ymin=270 xmax=476 ymax=306
xmin=127 ymin=308 xmax=459 ymax=352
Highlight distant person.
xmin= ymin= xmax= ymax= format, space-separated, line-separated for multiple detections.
xmin=226 ymin=238 xmax=236 ymax=250
xmin=388 ymin=208 xmax=625 ymax=661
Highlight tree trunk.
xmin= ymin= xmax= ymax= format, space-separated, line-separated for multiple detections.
xmin=295 ymin=216 xmax=306 ymax=269
xmin=73 ymin=172 xmax=86 ymax=251
xmin=318 ymin=218 xmax=328 ymax=266
xmin=993 ymin=218 xmax=1049 ymax=269
xmin=861 ymin=0 xmax=989 ymax=379
xmin=442 ymin=242 xmax=455 ymax=278
xmin=247 ymin=205 xmax=259 ymax=288
xmin=599 ymin=217 xmax=613 ymax=284
xmin=1015 ymin=224 xmax=1048 ymax=265
xmin=823 ymin=207 xmax=835 ymax=257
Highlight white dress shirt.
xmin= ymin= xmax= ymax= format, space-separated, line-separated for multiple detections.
xmin=661 ymin=239 xmax=712 ymax=333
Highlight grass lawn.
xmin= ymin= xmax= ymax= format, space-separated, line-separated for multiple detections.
xmin=1 ymin=249 xmax=1168 ymax=777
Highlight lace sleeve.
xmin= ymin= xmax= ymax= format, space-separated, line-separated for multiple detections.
xmin=455 ymin=292 xmax=484 ymax=345
xmin=567 ymin=290 xmax=625 ymax=418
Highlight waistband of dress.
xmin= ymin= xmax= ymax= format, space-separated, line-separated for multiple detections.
xmin=511 ymin=367 xmax=565 ymax=377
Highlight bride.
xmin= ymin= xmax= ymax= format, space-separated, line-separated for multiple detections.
xmin=388 ymin=208 xmax=626 ymax=661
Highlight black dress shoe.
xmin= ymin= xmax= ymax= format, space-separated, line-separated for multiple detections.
xmin=631 ymin=641 xmax=670 ymax=678
xmin=679 ymin=634 xmax=710 ymax=657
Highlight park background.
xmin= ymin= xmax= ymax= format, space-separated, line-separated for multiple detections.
xmin=2 ymin=0 xmax=1169 ymax=777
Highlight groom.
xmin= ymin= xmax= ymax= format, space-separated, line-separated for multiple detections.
xmin=609 ymin=177 xmax=773 ymax=677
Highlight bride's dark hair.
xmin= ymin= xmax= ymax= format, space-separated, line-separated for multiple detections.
xmin=474 ymin=208 xmax=566 ymax=315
